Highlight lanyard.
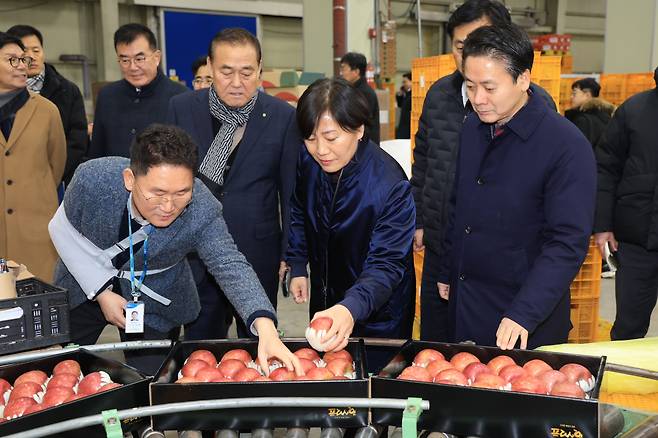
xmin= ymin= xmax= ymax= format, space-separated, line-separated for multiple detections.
xmin=127 ymin=202 xmax=152 ymax=301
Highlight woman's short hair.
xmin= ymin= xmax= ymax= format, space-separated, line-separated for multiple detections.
xmin=130 ymin=124 xmax=198 ymax=176
xmin=296 ymin=78 xmax=371 ymax=140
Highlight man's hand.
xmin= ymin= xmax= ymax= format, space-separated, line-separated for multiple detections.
xmin=312 ymin=305 xmax=355 ymax=353
xmin=278 ymin=261 xmax=288 ymax=282
xmin=254 ymin=317 xmax=303 ymax=377
xmin=413 ymin=229 xmax=425 ymax=252
xmin=438 ymin=282 xmax=450 ymax=300
xmin=289 ymin=276 xmax=308 ymax=304
xmin=96 ymin=289 xmax=127 ymax=329
xmin=594 ymin=232 xmax=618 ymax=259
xmin=496 ymin=317 xmax=528 ymax=350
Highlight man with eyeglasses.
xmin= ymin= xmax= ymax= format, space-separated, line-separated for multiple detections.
xmin=191 ymin=56 xmax=212 ymax=90
xmin=7 ymin=25 xmax=88 ymax=186
xmin=87 ymin=23 xmax=187 ymax=159
xmin=167 ymin=28 xmax=301 ymax=340
xmin=49 ymin=123 xmax=303 ymax=376
xmin=0 ymin=31 xmax=66 ymax=282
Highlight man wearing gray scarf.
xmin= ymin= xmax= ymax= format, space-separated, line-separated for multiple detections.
xmin=168 ymin=28 xmax=301 ymax=339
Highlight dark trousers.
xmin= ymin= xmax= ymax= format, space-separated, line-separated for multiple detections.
xmin=419 ymin=248 xmax=450 ymax=342
xmin=611 ymin=242 xmax=658 ymax=340
xmin=70 ymin=299 xmax=180 ymax=376
xmin=184 ymin=266 xmax=233 ymax=340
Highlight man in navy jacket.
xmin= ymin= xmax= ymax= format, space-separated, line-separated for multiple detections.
xmin=167 ymin=28 xmax=300 ymax=338
xmin=438 ymin=24 xmax=596 ymax=349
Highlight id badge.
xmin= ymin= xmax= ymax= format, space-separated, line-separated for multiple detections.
xmin=125 ymin=301 xmax=145 ymax=333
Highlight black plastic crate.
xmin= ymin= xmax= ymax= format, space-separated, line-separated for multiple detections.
xmin=150 ymin=339 xmax=369 ymax=431
xmin=371 ymin=340 xmax=606 ymax=438
xmin=0 ymin=349 xmax=151 ymax=437
xmin=0 ymin=278 xmax=70 ymax=355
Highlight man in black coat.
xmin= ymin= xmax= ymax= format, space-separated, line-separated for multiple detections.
xmin=340 ymin=52 xmax=380 ymax=144
xmin=594 ymin=67 xmax=658 ymax=340
xmin=411 ymin=0 xmax=557 ymax=342
xmin=88 ymin=23 xmax=187 ymax=158
xmin=565 ymin=77 xmax=615 ymax=148
xmin=7 ymin=25 xmax=88 ymax=184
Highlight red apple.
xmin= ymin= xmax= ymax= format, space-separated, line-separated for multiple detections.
xmin=326 ymin=358 xmax=354 ymax=378
xmin=433 ymin=368 xmax=468 ymax=386
xmin=397 ymin=366 xmax=432 ymax=382
xmin=254 ymin=376 xmax=271 ymax=381
xmin=77 ymin=371 xmax=111 ymax=395
xmin=175 ymin=376 xmax=199 ymax=384
xmin=217 ymin=359 xmax=246 ymax=379
xmin=189 ymin=350 xmax=218 ymax=367
xmin=42 ymin=387 xmax=75 ymax=408
xmin=181 ymin=359 xmax=210 ymax=378
xmin=4 ymin=397 xmax=36 ymax=419
xmin=450 ymin=352 xmax=480 ymax=372
xmin=322 ymin=350 xmax=353 ymax=363
xmin=498 ymin=365 xmax=527 ymax=383
xmin=426 ymin=359 xmax=454 ymax=378
xmin=538 ymin=369 xmax=568 ymax=393
xmin=47 ymin=373 xmax=79 ymax=389
xmin=294 ymin=348 xmax=321 ymax=362
xmin=14 ymin=370 xmax=48 ymax=387
xmin=559 ymin=363 xmax=595 ymax=392
xmin=522 ymin=359 xmax=553 ymax=377
xmin=303 ymin=367 xmax=336 ymax=380
xmin=267 ymin=358 xmax=284 ymax=372
xmin=0 ymin=378 xmax=11 ymax=404
xmin=487 ymin=355 xmax=517 ymax=375
xmin=472 ymin=373 xmax=508 ymax=390
xmin=98 ymin=382 xmax=123 ymax=392
xmin=195 ymin=367 xmax=224 ymax=382
xmin=511 ymin=376 xmax=548 ymax=394
xmin=64 ymin=392 xmax=87 ymax=402
xmin=298 ymin=358 xmax=317 ymax=374
xmin=550 ymin=381 xmax=586 ymax=399
xmin=9 ymin=382 xmax=42 ymax=401
xmin=221 ymin=349 xmax=252 ymax=366
xmin=23 ymin=403 xmax=44 ymax=415
xmin=305 ymin=317 xmax=334 ymax=351
xmin=463 ymin=362 xmax=492 ymax=384
xmin=52 ymin=360 xmax=82 ymax=377
xmin=413 ymin=349 xmax=445 ymax=367
xmin=269 ymin=368 xmax=296 ymax=381
xmin=233 ymin=368 xmax=263 ymax=382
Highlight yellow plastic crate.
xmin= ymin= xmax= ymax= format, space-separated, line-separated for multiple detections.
xmin=568 ymin=296 xmax=600 ymax=343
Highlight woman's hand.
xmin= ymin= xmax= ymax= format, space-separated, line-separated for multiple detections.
xmin=254 ymin=317 xmax=303 ymax=376
xmin=289 ymin=276 xmax=309 ymax=304
xmin=312 ymin=305 xmax=354 ymax=352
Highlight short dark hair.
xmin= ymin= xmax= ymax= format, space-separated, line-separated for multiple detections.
xmin=462 ymin=23 xmax=533 ymax=82
xmin=0 ymin=32 xmax=25 ymax=51
xmin=191 ymin=56 xmax=208 ymax=77
xmin=6 ymin=25 xmax=43 ymax=46
xmin=402 ymin=72 xmax=412 ymax=81
xmin=208 ymin=28 xmax=261 ymax=64
xmin=114 ymin=23 xmax=157 ymax=51
xmin=340 ymin=52 xmax=367 ymax=77
xmin=572 ymin=78 xmax=601 ymax=97
xmin=447 ymin=0 xmax=511 ymax=39
xmin=296 ymin=78 xmax=370 ymax=140
xmin=130 ymin=124 xmax=198 ymax=176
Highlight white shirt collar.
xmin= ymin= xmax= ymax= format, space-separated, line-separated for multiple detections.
xmin=127 ymin=194 xmax=150 ymax=226
xmin=461 ymin=81 xmax=469 ymax=107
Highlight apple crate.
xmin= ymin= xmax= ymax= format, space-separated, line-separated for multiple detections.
xmin=569 ymin=297 xmax=600 ymax=344
xmin=0 ymin=349 xmax=151 ymax=437
xmin=371 ymin=340 xmax=605 ymax=438
xmin=150 ymin=339 xmax=369 ymax=431
xmin=0 ymin=278 xmax=70 ymax=355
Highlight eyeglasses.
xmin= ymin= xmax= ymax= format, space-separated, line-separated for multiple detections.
xmin=117 ymin=52 xmax=156 ymax=68
xmin=6 ymin=56 xmax=33 ymax=68
xmin=192 ymin=77 xmax=213 ymax=86
xmin=133 ymin=181 xmax=192 ymax=207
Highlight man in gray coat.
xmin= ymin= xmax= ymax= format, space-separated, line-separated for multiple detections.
xmin=49 ymin=124 xmax=301 ymax=375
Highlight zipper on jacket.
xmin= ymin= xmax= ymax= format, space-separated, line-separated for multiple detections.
xmin=322 ymin=168 xmax=344 ymax=309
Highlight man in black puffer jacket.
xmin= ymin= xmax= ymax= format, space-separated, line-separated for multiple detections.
xmin=565 ymin=77 xmax=615 ymax=148
xmin=411 ymin=0 xmax=557 ymax=341
xmin=594 ymin=66 xmax=658 ymax=340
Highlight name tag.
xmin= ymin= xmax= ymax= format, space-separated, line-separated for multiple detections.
xmin=125 ymin=301 xmax=145 ymax=333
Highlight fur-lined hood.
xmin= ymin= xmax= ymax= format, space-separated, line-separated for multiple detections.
xmin=576 ymin=97 xmax=616 ymax=116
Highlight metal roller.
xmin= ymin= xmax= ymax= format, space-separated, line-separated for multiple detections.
xmin=321 ymin=427 xmax=346 ymax=438
xmin=214 ymin=431 xmax=239 ymax=438
xmin=178 ymin=432 xmax=202 ymax=438
xmin=252 ymin=429 xmax=274 ymax=438
xmin=600 ymin=404 xmax=625 ymax=438
xmin=621 ymin=415 xmax=658 ymax=437
xmin=391 ymin=429 xmax=455 ymax=438
xmin=286 ymin=428 xmax=309 ymax=438
xmin=354 ymin=425 xmax=383 ymax=438
xmin=138 ymin=426 xmax=165 ymax=438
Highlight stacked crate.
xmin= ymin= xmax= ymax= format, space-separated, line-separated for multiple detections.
xmin=531 ymin=54 xmax=561 ymax=108
xmin=600 ymin=72 xmax=655 ymax=107
xmin=568 ymin=238 xmax=602 ymax=343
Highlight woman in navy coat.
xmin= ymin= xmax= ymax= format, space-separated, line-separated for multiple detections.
xmin=286 ymin=78 xmax=415 ymax=356
xmin=438 ymin=24 xmax=597 ymax=350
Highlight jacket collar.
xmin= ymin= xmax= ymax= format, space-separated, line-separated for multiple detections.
xmin=121 ymin=69 xmax=165 ymax=96
xmin=320 ymin=137 xmax=373 ymax=182
xmin=41 ymin=63 xmax=62 ymax=97
xmin=476 ymin=90 xmax=547 ymax=142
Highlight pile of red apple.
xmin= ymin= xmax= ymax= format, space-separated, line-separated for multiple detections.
xmin=395 ymin=349 xmax=595 ymax=399
xmin=0 ymin=359 xmax=123 ymax=421
xmin=175 ymin=347 xmax=357 ymax=383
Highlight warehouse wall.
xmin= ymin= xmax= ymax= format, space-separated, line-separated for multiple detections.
xmin=262 ymin=16 xmax=303 ymax=70
xmin=604 ymin=0 xmax=658 ymax=73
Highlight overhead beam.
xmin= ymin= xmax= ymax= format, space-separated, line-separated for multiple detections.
xmin=131 ymin=0 xmax=303 ymax=18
